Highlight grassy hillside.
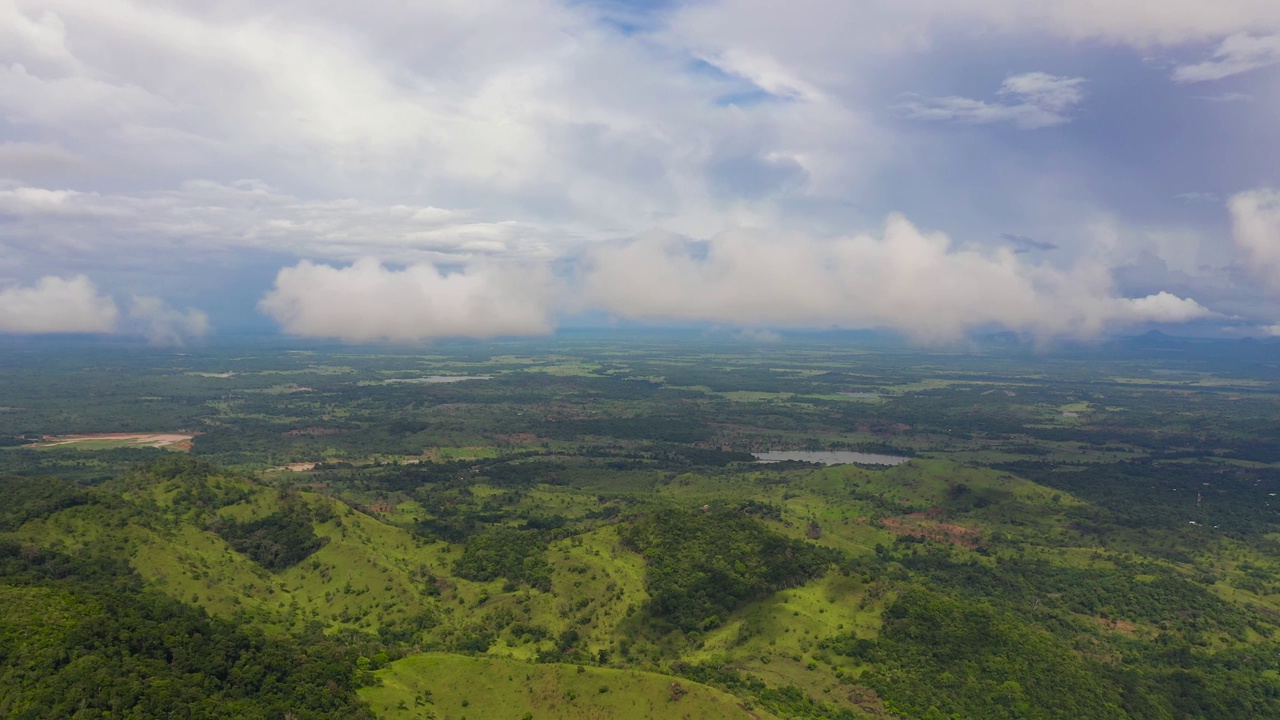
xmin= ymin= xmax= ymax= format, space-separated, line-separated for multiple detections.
xmin=362 ymin=653 xmax=779 ymax=720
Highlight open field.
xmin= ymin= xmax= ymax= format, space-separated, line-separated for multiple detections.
xmin=362 ymin=653 xmax=778 ymax=720
xmin=33 ymin=432 xmax=194 ymax=450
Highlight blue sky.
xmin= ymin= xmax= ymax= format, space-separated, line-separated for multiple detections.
xmin=1 ymin=0 xmax=1279 ymax=342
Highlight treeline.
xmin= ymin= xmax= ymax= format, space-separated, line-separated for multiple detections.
xmin=452 ymin=527 xmax=554 ymax=591
xmin=621 ymin=508 xmax=834 ymax=632
xmin=824 ymin=587 xmax=1280 ymax=720
xmin=0 ymin=541 xmax=371 ymax=720
xmin=0 ymin=476 xmax=96 ymax=531
xmin=840 ymin=588 xmax=1129 ymax=720
xmin=213 ymin=510 xmax=328 ymax=572
xmin=997 ymin=459 xmax=1280 ymax=544
xmin=0 ymin=446 xmax=165 ymax=484
xmin=899 ymin=549 xmax=1264 ymax=640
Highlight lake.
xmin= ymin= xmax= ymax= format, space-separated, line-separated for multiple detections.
xmin=753 ymin=450 xmax=910 ymax=466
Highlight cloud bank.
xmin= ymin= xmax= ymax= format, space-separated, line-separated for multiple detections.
xmin=259 ymin=259 xmax=558 ymax=342
xmin=250 ymin=214 xmax=1222 ymax=344
xmin=0 ymin=275 xmax=211 ymax=344
xmin=0 ymin=275 xmax=119 ymax=334
xmin=578 ymin=215 xmax=1212 ymax=342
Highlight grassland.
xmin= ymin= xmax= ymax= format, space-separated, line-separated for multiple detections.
xmin=362 ymin=653 xmax=778 ymax=720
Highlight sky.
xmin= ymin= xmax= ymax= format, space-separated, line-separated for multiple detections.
xmin=1 ymin=0 xmax=1279 ymax=344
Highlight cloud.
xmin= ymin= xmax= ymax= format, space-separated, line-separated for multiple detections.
xmin=1229 ymin=188 xmax=1280 ymax=288
xmin=581 ymin=214 xmax=1213 ymax=343
xmin=895 ymin=72 xmax=1086 ymax=129
xmin=1115 ymin=291 xmax=1217 ymax=323
xmin=0 ymin=275 xmax=119 ymax=333
xmin=1174 ymin=33 xmax=1280 ymax=82
xmin=259 ymin=259 xmax=558 ymax=342
xmin=126 ymin=296 xmax=210 ymax=345
xmin=0 ymin=181 xmax=576 ymax=269
xmin=694 ymin=48 xmax=825 ymax=102
xmin=0 ymin=275 xmax=212 ymax=341
xmin=0 ymin=0 xmax=1275 ymax=339
xmin=1001 ymin=233 xmax=1058 ymax=253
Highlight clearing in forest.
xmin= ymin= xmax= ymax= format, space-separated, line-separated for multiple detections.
xmin=34 ymin=433 xmax=195 ymax=450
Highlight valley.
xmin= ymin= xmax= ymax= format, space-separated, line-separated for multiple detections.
xmin=2 ymin=333 xmax=1280 ymax=719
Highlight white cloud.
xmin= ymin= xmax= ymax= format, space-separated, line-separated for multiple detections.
xmin=0 ymin=275 xmax=119 ymax=333
xmin=126 ymin=295 xmax=210 ymax=345
xmin=0 ymin=275 xmax=212 ymax=341
xmin=896 ymin=72 xmax=1086 ymax=129
xmin=1174 ymin=33 xmax=1280 ymax=82
xmin=1115 ymin=291 xmax=1217 ymax=323
xmin=695 ymin=48 xmax=825 ymax=102
xmin=1229 ymin=188 xmax=1280 ymax=288
xmin=581 ymin=214 xmax=1213 ymax=343
xmin=259 ymin=259 xmax=558 ymax=342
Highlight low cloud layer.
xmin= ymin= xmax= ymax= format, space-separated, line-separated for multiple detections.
xmin=580 ymin=215 xmax=1213 ymax=343
xmin=0 ymin=276 xmax=211 ymax=344
xmin=0 ymin=275 xmax=119 ymax=334
xmin=259 ymin=259 xmax=558 ymax=342
xmin=127 ymin=296 xmax=211 ymax=346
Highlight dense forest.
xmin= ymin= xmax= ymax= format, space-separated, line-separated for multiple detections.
xmin=622 ymin=508 xmax=836 ymax=632
xmin=0 ymin=541 xmax=372 ymax=719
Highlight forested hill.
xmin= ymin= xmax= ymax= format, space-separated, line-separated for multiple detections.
xmin=4 ymin=454 xmax=1280 ymax=720
xmin=0 ymin=542 xmax=372 ymax=719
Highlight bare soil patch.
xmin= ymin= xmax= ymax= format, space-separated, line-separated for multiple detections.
xmin=881 ymin=514 xmax=982 ymax=548
xmin=38 ymin=432 xmax=195 ymax=449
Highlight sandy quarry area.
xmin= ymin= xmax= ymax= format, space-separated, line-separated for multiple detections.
xmin=38 ymin=433 xmax=195 ymax=449
xmin=280 ymin=462 xmax=317 ymax=472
